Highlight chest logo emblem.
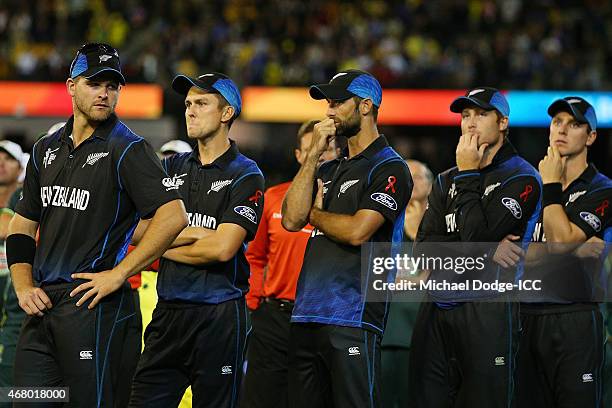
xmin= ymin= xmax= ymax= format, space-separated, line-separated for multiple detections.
xmin=207 ymin=179 xmax=233 ymax=194
xmin=82 ymin=152 xmax=109 ymax=168
xmin=338 ymin=179 xmax=360 ymax=197
xmin=43 ymin=147 xmax=60 ymax=168
xmin=162 ymin=173 xmax=187 ymax=191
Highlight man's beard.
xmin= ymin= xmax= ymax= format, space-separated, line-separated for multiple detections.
xmin=335 ymin=108 xmax=361 ymax=138
xmin=75 ymin=94 xmax=114 ymax=123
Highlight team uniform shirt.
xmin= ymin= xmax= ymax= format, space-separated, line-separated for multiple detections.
xmin=15 ymin=114 xmax=180 ymax=285
xmin=291 ymin=136 xmax=412 ymax=334
xmin=416 ymin=141 xmax=542 ymax=302
xmin=157 ymin=141 xmax=264 ymax=304
xmin=524 ymin=163 xmax=612 ymax=307
xmin=246 ymin=181 xmax=311 ymax=309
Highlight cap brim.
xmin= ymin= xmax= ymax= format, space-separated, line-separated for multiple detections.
xmin=547 ymin=100 xmax=588 ymax=124
xmin=309 ymin=84 xmax=354 ymax=101
xmin=82 ymin=67 xmax=126 ymax=85
xmin=450 ymin=96 xmax=497 ymax=114
xmin=172 ymin=75 xmax=215 ymax=96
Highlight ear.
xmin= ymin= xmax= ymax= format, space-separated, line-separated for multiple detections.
xmin=360 ymin=98 xmax=373 ymax=116
xmin=586 ymin=130 xmax=597 ymax=147
xmin=498 ymin=116 xmax=509 ymax=132
xmin=66 ymin=78 xmax=76 ymax=97
xmin=221 ymin=105 xmax=235 ymax=124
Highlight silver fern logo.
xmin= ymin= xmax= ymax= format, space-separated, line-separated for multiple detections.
xmin=82 ymin=152 xmax=109 ymax=168
xmin=338 ymin=179 xmax=359 ymax=197
xmin=207 ymin=179 xmax=233 ymax=194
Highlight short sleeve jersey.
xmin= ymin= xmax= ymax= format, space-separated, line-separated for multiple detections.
xmin=157 ymin=140 xmax=265 ymax=304
xmin=291 ymin=136 xmax=412 ymax=334
xmin=15 ymin=115 xmax=180 ymax=284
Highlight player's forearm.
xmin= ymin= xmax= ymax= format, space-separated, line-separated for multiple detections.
xmin=163 ymin=236 xmax=229 ymax=265
xmin=282 ymin=155 xmax=318 ymax=231
xmin=10 ymin=263 xmax=36 ymax=293
xmin=116 ymin=199 xmax=188 ymax=279
xmin=309 ymin=208 xmax=367 ymax=246
xmin=542 ymin=205 xmax=579 ymax=243
xmin=168 ymin=226 xmax=214 ymax=248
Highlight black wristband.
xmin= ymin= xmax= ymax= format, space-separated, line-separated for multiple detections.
xmin=6 ymin=233 xmax=36 ymax=267
xmin=542 ymin=183 xmax=563 ymax=207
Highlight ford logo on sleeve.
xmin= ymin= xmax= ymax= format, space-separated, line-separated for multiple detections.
xmin=370 ymin=192 xmax=397 ymax=211
xmin=234 ymin=206 xmax=257 ymax=224
xmin=501 ymin=197 xmax=522 ymax=219
xmin=579 ymin=211 xmax=601 ymax=232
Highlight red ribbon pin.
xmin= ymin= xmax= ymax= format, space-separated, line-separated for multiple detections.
xmin=596 ymin=200 xmax=609 ymax=216
xmin=249 ymin=190 xmax=263 ymax=206
xmin=385 ymin=176 xmax=396 ymax=193
xmin=519 ymin=185 xmax=533 ymax=202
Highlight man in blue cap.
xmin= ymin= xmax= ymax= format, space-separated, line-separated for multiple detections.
xmin=128 ymin=72 xmax=264 ymax=408
xmin=7 ymin=42 xmax=188 ymax=407
xmin=516 ymin=96 xmax=611 ymax=407
xmin=408 ymin=87 xmax=542 ymax=408
xmin=282 ymin=69 xmax=412 ymax=407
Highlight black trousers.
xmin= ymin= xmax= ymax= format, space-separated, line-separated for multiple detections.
xmin=408 ymin=300 xmax=520 ymax=408
xmin=241 ymin=299 xmax=293 ymax=408
xmin=13 ymin=281 xmax=141 ymax=408
xmin=129 ymin=297 xmax=247 ymax=408
xmin=288 ymin=323 xmax=382 ymax=408
xmin=515 ymin=306 xmax=605 ymax=408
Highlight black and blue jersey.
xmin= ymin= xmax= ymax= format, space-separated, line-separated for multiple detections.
xmin=157 ymin=140 xmax=265 ymax=304
xmin=15 ymin=114 xmax=180 ymax=285
xmin=416 ymin=141 xmax=542 ymax=302
xmin=291 ymin=136 xmax=412 ymax=334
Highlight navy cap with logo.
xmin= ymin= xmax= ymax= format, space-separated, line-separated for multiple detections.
xmin=450 ymin=87 xmax=510 ymax=117
xmin=70 ymin=43 xmax=125 ymax=85
xmin=309 ymin=69 xmax=383 ymax=107
xmin=548 ymin=96 xmax=597 ymax=131
xmin=172 ymin=72 xmax=242 ymax=118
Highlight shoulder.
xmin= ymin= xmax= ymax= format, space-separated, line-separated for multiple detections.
xmin=231 ymin=153 xmax=263 ymax=177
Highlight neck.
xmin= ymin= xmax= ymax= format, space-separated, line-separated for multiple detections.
xmin=560 ymin=151 xmax=588 ymax=190
xmin=0 ymin=183 xmax=18 ymax=207
xmin=197 ymin=130 xmax=230 ymax=165
xmin=478 ymin=136 xmax=505 ymax=169
xmin=72 ymin=111 xmax=99 ymax=147
xmin=347 ymin=123 xmax=379 ymax=158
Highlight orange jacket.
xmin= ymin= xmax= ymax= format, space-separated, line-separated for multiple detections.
xmin=246 ymin=182 xmax=312 ymax=309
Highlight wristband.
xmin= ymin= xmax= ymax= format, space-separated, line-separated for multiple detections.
xmin=542 ymin=183 xmax=563 ymax=207
xmin=6 ymin=234 xmax=36 ymax=267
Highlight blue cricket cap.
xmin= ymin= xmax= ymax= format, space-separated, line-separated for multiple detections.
xmin=172 ymin=72 xmax=242 ymax=118
xmin=70 ymin=42 xmax=125 ymax=85
xmin=548 ymin=96 xmax=597 ymax=131
xmin=450 ymin=87 xmax=510 ymax=117
xmin=309 ymin=69 xmax=382 ymax=107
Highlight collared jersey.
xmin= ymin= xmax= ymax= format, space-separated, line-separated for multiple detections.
xmin=157 ymin=141 xmax=264 ymax=304
xmin=291 ymin=136 xmax=412 ymax=334
xmin=417 ymin=142 xmax=542 ymax=302
xmin=524 ymin=164 xmax=612 ymax=307
xmin=15 ymin=114 xmax=181 ymax=285
xmin=245 ymin=181 xmax=312 ymax=309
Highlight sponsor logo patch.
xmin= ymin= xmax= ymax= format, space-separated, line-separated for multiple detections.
xmin=371 ymin=192 xmax=397 ymax=210
xmin=234 ymin=206 xmax=257 ymax=224
xmin=80 ymin=350 xmax=93 ymax=360
xmin=580 ymin=212 xmax=601 ymax=232
xmin=221 ymin=365 xmax=232 ymax=375
xmin=494 ymin=356 xmax=505 ymax=366
xmin=502 ymin=197 xmax=522 ymax=219
xmin=582 ymin=373 xmax=593 ymax=383
xmin=348 ymin=346 xmax=360 ymax=356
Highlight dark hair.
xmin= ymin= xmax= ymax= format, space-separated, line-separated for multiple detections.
xmin=353 ymin=96 xmax=379 ymax=121
xmin=296 ymin=119 xmax=321 ymax=150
